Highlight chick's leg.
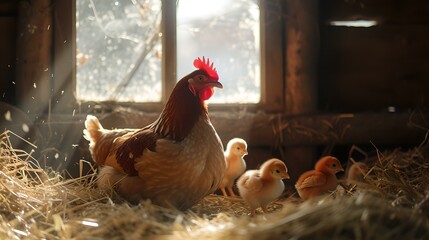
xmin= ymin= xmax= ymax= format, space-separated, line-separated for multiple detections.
xmin=261 ymin=205 xmax=268 ymax=213
xmin=249 ymin=207 xmax=256 ymax=217
xmin=220 ymin=187 xmax=228 ymax=197
xmin=227 ymin=186 xmax=236 ymax=197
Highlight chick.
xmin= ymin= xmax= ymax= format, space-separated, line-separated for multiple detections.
xmin=219 ymin=138 xmax=248 ymax=197
xmin=346 ymin=162 xmax=369 ymax=185
xmin=295 ymin=156 xmax=344 ymax=201
xmin=237 ymin=158 xmax=290 ymax=216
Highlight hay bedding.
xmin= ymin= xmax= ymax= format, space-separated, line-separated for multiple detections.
xmin=1 ymin=130 xmax=429 ymax=239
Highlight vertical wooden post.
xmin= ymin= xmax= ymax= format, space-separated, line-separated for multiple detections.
xmin=52 ymin=0 xmax=76 ymax=114
xmin=284 ymin=0 xmax=319 ymax=181
xmin=15 ymin=0 xmax=53 ymax=119
xmin=260 ymin=0 xmax=284 ymax=112
xmin=161 ymin=0 xmax=176 ymax=103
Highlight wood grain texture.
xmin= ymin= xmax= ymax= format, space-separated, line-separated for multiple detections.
xmin=320 ymin=25 xmax=429 ymax=112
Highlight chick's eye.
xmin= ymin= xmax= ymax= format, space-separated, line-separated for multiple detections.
xmin=275 ymin=170 xmax=280 ymax=173
xmin=237 ymin=147 xmax=241 ymax=150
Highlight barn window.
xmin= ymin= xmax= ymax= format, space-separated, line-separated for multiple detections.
xmin=75 ymin=0 xmax=262 ymax=104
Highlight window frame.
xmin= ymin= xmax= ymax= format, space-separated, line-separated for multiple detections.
xmin=53 ymin=0 xmax=283 ymax=114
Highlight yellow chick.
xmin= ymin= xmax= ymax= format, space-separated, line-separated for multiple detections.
xmin=219 ymin=138 xmax=248 ymax=197
xmin=295 ymin=156 xmax=344 ymax=201
xmin=237 ymin=158 xmax=290 ymax=216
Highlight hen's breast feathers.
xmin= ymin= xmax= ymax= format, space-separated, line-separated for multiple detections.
xmin=132 ymin=116 xmax=225 ymax=203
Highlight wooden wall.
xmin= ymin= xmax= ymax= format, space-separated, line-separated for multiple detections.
xmin=319 ymin=0 xmax=429 ymax=112
xmin=0 ymin=1 xmax=17 ymax=104
xmin=0 ymin=0 xmax=428 ymax=178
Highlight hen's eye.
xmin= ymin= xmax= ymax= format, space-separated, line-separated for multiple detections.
xmin=237 ymin=147 xmax=241 ymax=150
xmin=275 ymin=170 xmax=280 ymax=173
xmin=197 ymin=76 xmax=203 ymax=82
xmin=333 ymin=164 xmax=337 ymax=167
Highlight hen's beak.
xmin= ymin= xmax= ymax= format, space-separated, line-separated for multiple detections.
xmin=188 ymin=79 xmax=223 ymax=89
xmin=207 ymin=81 xmax=223 ymax=89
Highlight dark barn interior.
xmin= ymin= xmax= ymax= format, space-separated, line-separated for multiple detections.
xmin=1 ymin=0 xmax=429 ymax=239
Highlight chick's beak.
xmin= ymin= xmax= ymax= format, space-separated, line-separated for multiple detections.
xmin=282 ymin=172 xmax=290 ymax=180
xmin=337 ymin=166 xmax=345 ymax=173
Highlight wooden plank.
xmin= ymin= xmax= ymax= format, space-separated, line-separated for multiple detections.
xmin=161 ymin=0 xmax=176 ymax=103
xmin=320 ymin=0 xmax=429 ymax=25
xmin=0 ymin=0 xmax=17 ymax=16
xmin=319 ymin=25 xmax=429 ymax=112
xmin=260 ymin=0 xmax=284 ymax=112
xmin=284 ymin=0 xmax=320 ymax=180
xmin=57 ymin=111 xmax=427 ymax=148
xmin=15 ymin=0 xmax=53 ymax=118
xmin=285 ymin=0 xmax=319 ymax=114
xmin=52 ymin=0 xmax=77 ymax=114
xmin=0 ymin=17 xmax=16 ymax=104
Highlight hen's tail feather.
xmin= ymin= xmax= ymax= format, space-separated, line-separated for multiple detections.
xmin=83 ymin=115 xmax=104 ymax=146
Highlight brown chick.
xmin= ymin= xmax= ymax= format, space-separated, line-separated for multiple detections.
xmin=346 ymin=162 xmax=369 ymax=185
xmin=219 ymin=138 xmax=248 ymax=197
xmin=237 ymin=158 xmax=290 ymax=216
xmin=295 ymin=156 xmax=344 ymax=201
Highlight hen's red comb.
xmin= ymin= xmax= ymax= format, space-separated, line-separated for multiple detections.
xmin=193 ymin=57 xmax=219 ymax=81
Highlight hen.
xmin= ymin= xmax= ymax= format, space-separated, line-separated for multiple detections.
xmin=295 ymin=156 xmax=344 ymax=200
xmin=83 ymin=57 xmax=225 ymax=210
xmin=237 ymin=158 xmax=290 ymax=216
xmin=219 ymin=138 xmax=248 ymax=197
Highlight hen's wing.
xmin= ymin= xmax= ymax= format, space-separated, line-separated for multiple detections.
xmin=238 ymin=171 xmax=263 ymax=193
xmin=296 ymin=171 xmax=327 ymax=190
xmin=115 ymin=128 xmax=160 ymax=175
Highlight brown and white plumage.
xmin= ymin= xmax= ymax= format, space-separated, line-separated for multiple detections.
xmin=83 ymin=57 xmax=225 ymax=210
xmin=237 ymin=158 xmax=290 ymax=216
xmin=219 ymin=138 xmax=248 ymax=197
xmin=295 ymin=156 xmax=344 ymax=201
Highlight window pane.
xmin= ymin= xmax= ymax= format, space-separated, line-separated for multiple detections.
xmin=76 ymin=0 xmax=162 ymax=102
xmin=177 ymin=0 xmax=260 ymax=103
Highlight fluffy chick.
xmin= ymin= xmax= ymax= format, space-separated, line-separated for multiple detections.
xmin=219 ymin=138 xmax=248 ymax=197
xmin=295 ymin=156 xmax=344 ymax=201
xmin=346 ymin=162 xmax=369 ymax=185
xmin=237 ymin=158 xmax=290 ymax=216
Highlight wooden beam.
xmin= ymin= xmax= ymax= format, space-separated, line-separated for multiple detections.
xmin=52 ymin=0 xmax=77 ymax=114
xmin=284 ymin=0 xmax=320 ymax=180
xmin=161 ymin=0 xmax=176 ymax=103
xmin=62 ymin=111 xmax=428 ymax=148
xmin=15 ymin=0 xmax=53 ymax=118
xmin=0 ymin=17 xmax=17 ymax=104
xmin=260 ymin=0 xmax=284 ymax=112
xmin=285 ymin=0 xmax=319 ymax=114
